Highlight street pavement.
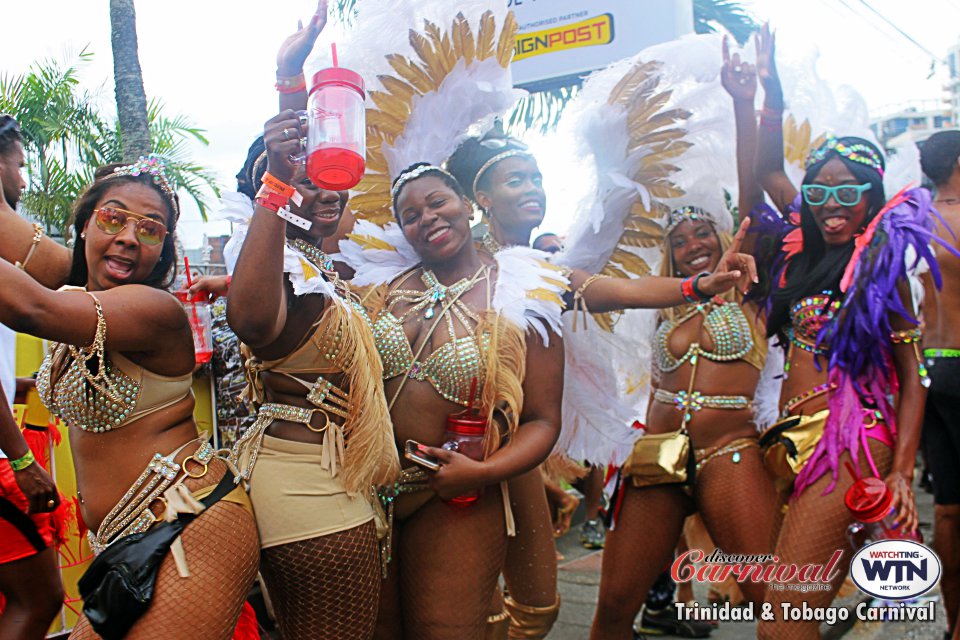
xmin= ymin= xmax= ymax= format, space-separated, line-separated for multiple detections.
xmin=547 ymin=482 xmax=949 ymax=639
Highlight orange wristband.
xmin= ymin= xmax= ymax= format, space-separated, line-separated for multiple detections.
xmin=262 ymin=172 xmax=296 ymax=199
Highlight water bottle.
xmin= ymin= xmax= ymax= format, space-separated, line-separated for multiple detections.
xmin=306 ymin=60 xmax=366 ymax=191
xmin=441 ymin=411 xmax=486 ymax=507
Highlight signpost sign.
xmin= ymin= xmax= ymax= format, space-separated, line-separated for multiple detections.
xmin=509 ymin=0 xmax=693 ymax=90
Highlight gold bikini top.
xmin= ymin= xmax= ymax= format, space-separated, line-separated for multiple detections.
xmin=37 ymin=292 xmax=193 ymax=433
xmin=365 ymin=267 xmax=491 ymax=407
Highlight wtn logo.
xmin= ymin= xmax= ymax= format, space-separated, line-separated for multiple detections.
xmin=861 ymin=559 xmax=927 ymax=582
xmin=850 ymin=540 xmax=941 ymax=599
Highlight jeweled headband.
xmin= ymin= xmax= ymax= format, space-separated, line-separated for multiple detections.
xmin=391 ymin=164 xmax=457 ymax=202
xmin=106 ymin=154 xmax=180 ymax=218
xmin=472 ymin=138 xmax=533 ymax=197
xmin=664 ymin=206 xmax=716 ymax=235
xmin=804 ymin=135 xmax=884 ymax=176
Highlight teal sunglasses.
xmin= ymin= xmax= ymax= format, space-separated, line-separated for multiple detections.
xmin=801 ymin=183 xmax=872 ymax=207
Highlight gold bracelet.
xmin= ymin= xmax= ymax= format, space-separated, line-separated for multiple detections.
xmin=9 ymin=450 xmax=36 ymax=471
xmin=15 ymin=223 xmax=43 ymax=271
xmin=572 ymin=273 xmax=610 ymax=331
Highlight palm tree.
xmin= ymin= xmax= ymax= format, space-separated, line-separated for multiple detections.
xmin=109 ymin=0 xmax=152 ymax=160
xmin=0 ymin=53 xmax=220 ymax=234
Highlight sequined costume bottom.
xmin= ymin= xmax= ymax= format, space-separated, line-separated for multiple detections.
xmin=260 ymin=519 xmax=380 ymax=640
xmin=69 ymin=461 xmax=259 ymax=639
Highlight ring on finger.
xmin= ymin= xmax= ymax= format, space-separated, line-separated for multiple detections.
xmin=46 ymin=498 xmax=56 ymax=508
xmin=282 ymin=128 xmax=292 ymax=141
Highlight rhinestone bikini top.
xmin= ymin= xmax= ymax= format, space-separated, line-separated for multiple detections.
xmin=37 ymin=346 xmax=193 ymax=433
xmin=366 ymin=268 xmax=490 ymax=407
xmin=655 ymin=298 xmax=759 ymax=373
xmin=788 ymin=292 xmax=841 ymax=354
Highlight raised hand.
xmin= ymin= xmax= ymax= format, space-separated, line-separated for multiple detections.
xmin=702 ymin=218 xmax=758 ymax=296
xmin=264 ymin=110 xmax=307 ymax=185
xmin=754 ymin=23 xmax=782 ymax=101
xmin=721 ymin=36 xmax=757 ymax=103
xmin=277 ymin=0 xmax=329 ymax=77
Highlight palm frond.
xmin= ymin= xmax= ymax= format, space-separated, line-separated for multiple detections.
xmin=505 ymin=83 xmax=581 ymax=136
xmin=693 ymin=0 xmax=758 ymax=45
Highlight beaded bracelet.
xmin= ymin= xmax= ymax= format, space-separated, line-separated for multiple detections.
xmin=889 ymin=327 xmax=922 ymax=343
xmin=15 ymin=223 xmax=43 ymax=271
xmin=275 ymin=72 xmax=306 ymax=94
xmin=9 ymin=450 xmax=36 ymax=471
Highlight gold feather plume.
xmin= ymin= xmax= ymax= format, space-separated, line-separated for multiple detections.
xmin=783 ymin=113 xmax=826 ymax=167
xmin=352 ymin=10 xmax=518 ymax=225
xmin=591 ymin=60 xmax=692 ymax=331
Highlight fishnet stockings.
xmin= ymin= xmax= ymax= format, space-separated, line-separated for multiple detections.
xmin=592 ymin=484 xmax=689 ymax=639
xmin=757 ymin=439 xmax=894 ymax=640
xmin=398 ymin=489 xmax=508 ymax=640
xmin=260 ymin=519 xmax=380 ymax=640
xmin=70 ymin=500 xmax=259 ymax=639
xmin=503 ymin=468 xmax=557 ymax=608
xmin=695 ymin=443 xmax=778 ymax=605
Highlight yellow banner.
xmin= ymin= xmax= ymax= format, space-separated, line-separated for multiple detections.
xmin=514 ymin=13 xmax=614 ymax=62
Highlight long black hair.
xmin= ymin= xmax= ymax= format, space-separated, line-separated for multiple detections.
xmin=67 ymin=164 xmax=180 ymax=289
xmin=767 ymin=137 xmax=886 ymax=338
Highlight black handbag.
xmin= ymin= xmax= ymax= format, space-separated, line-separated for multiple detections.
xmin=78 ymin=472 xmax=236 ymax=639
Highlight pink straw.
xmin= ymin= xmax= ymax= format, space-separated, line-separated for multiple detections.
xmin=331 ymin=43 xmax=338 ymax=67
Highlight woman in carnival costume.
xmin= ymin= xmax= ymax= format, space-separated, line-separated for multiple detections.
xmin=587 ymin=49 xmax=780 ymax=639
xmin=0 ymin=159 xmax=259 ymax=639
xmin=747 ymin=27 xmax=938 ymax=639
xmin=356 ymin=162 xmax=564 ymax=639
xmin=225 ymin=125 xmax=399 ymax=639
xmin=220 ymin=5 xmax=399 ymax=637
xmin=445 ymin=131 xmax=759 ymax=639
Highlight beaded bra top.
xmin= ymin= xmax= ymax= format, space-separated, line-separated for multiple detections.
xmin=37 ymin=291 xmax=192 ymax=433
xmin=369 ymin=267 xmax=490 ymax=407
xmin=655 ymin=298 xmax=757 ymax=373
xmin=788 ymin=292 xmax=841 ymax=355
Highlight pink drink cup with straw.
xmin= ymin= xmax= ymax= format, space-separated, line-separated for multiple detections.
xmin=442 ymin=379 xmax=486 ymax=507
xmin=844 ymin=460 xmax=921 ymax=547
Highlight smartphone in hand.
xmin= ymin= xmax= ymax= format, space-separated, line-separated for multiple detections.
xmin=404 ymin=439 xmax=441 ymax=471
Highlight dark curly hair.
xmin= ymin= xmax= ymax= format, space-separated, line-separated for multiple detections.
xmin=67 ymin=164 xmax=180 ymax=289
xmin=767 ymin=137 xmax=887 ymax=338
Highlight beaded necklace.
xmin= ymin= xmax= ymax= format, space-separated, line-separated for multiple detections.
xmin=481 ymin=232 xmax=503 ymax=256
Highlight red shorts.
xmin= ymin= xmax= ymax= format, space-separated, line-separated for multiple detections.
xmin=0 ymin=459 xmax=56 ymax=564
